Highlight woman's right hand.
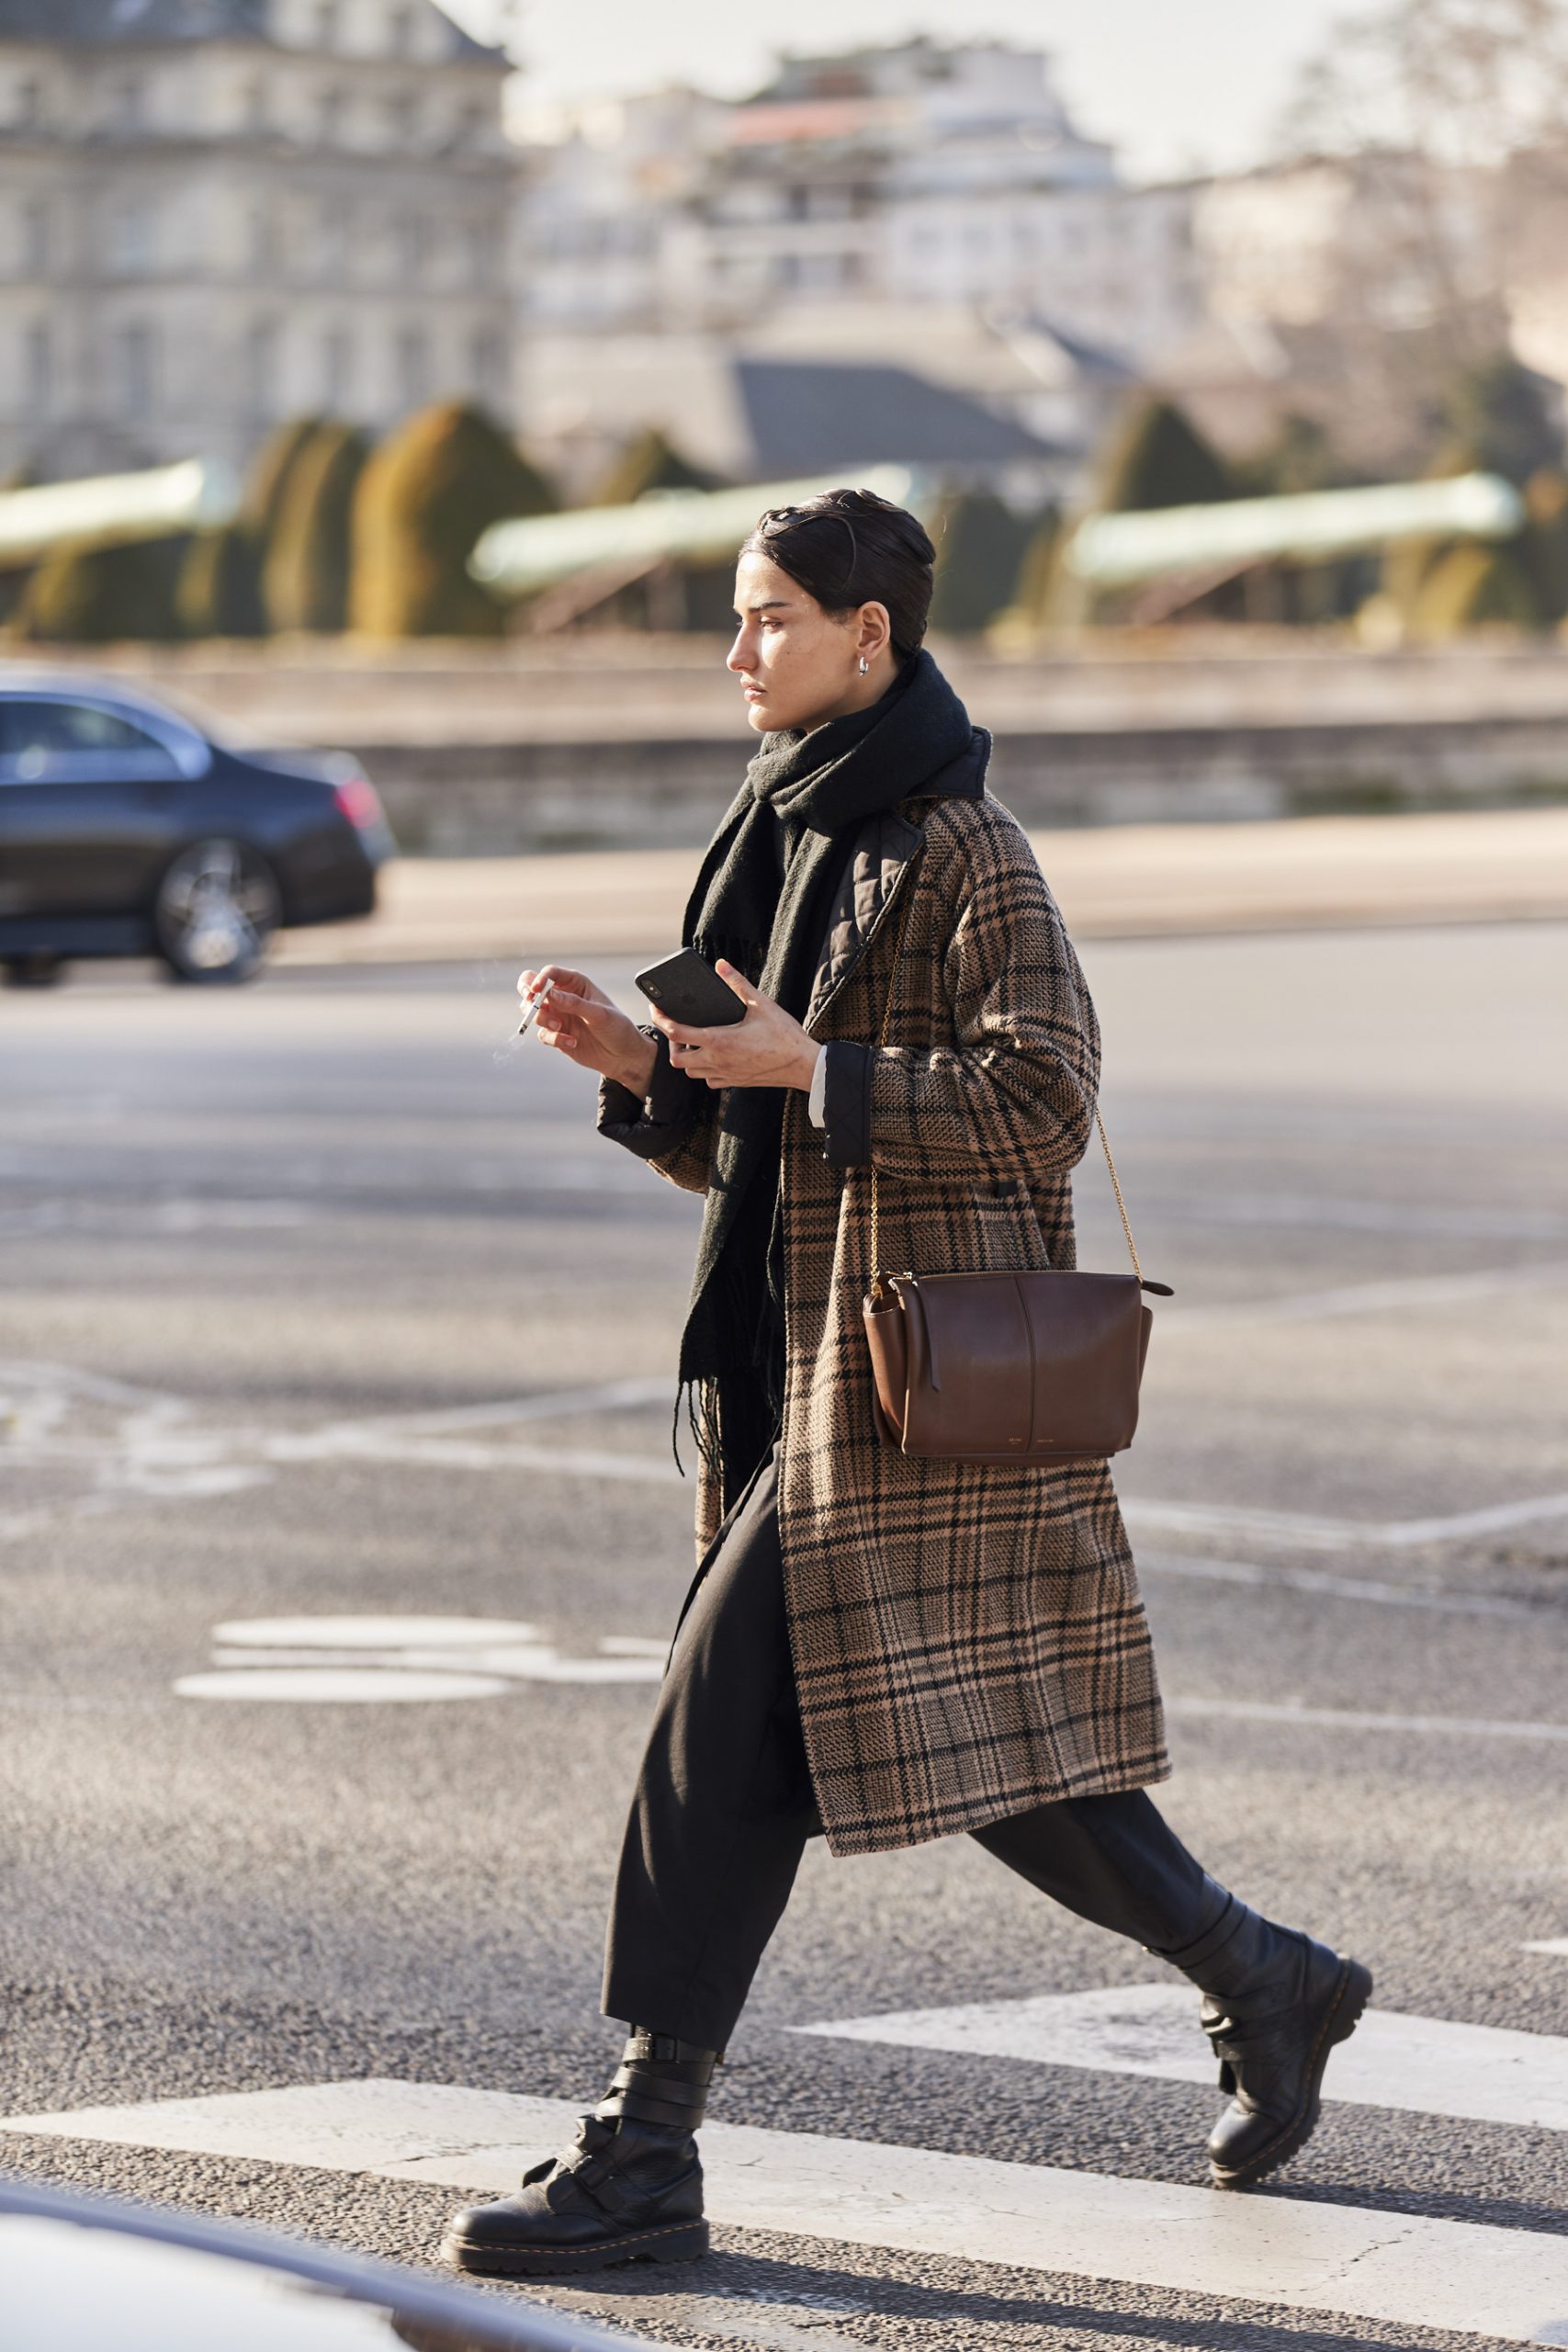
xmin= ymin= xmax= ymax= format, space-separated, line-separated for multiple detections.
xmin=518 ymin=966 xmax=659 ymax=1095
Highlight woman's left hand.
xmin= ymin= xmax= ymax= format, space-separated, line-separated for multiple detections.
xmin=652 ymin=960 xmax=819 ymax=1091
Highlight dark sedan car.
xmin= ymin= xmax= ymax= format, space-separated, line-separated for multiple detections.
xmin=0 ymin=673 xmax=394 ymax=984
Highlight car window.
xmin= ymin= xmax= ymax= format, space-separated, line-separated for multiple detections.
xmin=0 ymin=698 xmax=183 ymax=782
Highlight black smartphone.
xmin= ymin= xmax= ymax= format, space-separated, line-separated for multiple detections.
xmin=635 ymin=949 xmax=747 ymax=1027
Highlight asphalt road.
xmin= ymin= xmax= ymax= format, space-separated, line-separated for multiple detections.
xmin=2 ymin=923 xmax=1566 ymax=2352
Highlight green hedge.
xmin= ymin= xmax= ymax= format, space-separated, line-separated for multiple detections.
xmin=1098 ymin=395 xmax=1235 ymax=514
xmin=176 ymin=415 xmax=330 ymax=638
xmin=175 ymin=522 xmax=265 ymax=638
xmin=264 ymin=423 xmax=369 ymax=632
xmin=242 ymin=416 xmax=327 ymax=535
xmin=594 ymin=426 xmax=722 ymax=505
xmin=350 ymin=401 xmax=556 ymax=637
xmin=929 ymin=492 xmax=1041 ymax=634
xmin=1410 ymin=542 xmax=1540 ymax=633
xmin=16 ymin=534 xmax=183 ymax=642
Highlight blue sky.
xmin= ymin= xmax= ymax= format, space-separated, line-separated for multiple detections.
xmin=446 ymin=1 xmax=1349 ymax=181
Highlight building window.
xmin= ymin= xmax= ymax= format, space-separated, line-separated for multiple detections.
xmin=318 ymin=85 xmax=344 ymax=142
xmin=21 ymin=199 xmax=49 ymax=276
xmin=322 ymin=324 xmax=353 ymax=407
xmin=387 ymin=6 xmax=414 ymax=56
xmin=395 ymin=325 xmax=429 ymax=408
xmin=113 ymin=77 xmax=144 ymax=133
xmin=461 ymin=220 xmax=492 ymax=286
xmin=386 ymin=91 xmax=417 ymax=145
xmin=317 ymin=0 xmax=341 ymax=43
xmin=468 ymin=325 xmax=503 ymax=405
xmin=26 ymin=320 xmax=51 ymax=412
xmin=107 ymin=199 xmax=155 ymax=276
xmin=315 ymin=199 xmax=345 ymax=276
xmin=117 ymin=322 xmax=157 ymax=421
xmin=14 ymin=78 xmax=42 ymax=130
xmin=242 ymin=80 xmax=268 ymax=134
xmin=391 ymin=212 xmax=425 ymax=276
xmin=247 ymin=207 xmax=275 ymax=274
xmin=245 ymin=317 xmax=278 ymax=419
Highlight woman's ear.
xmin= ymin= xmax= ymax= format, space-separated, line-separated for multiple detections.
xmin=857 ymin=601 xmax=892 ymax=665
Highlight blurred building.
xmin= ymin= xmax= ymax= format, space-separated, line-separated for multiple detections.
xmin=516 ymin=38 xmax=1204 ymax=490
xmin=520 ymin=40 xmax=1201 ymax=359
xmin=1170 ymin=153 xmax=1568 ymax=473
xmin=519 ymin=83 xmax=727 ymax=337
xmin=0 ymin=0 xmax=513 ymax=482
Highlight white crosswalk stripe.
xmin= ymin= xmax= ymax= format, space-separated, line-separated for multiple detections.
xmin=797 ymin=1983 xmax=1568 ymax=2132
xmin=5 ymin=2076 xmax=1568 ymax=2344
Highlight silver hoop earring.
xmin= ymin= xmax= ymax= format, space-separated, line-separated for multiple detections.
xmin=858 ymin=656 xmax=869 ymax=675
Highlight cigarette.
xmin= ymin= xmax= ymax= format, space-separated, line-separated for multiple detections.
xmin=517 ymin=978 xmax=550 ymax=1037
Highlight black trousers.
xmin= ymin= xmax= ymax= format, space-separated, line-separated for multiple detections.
xmin=604 ymin=1449 xmax=1222 ymax=2052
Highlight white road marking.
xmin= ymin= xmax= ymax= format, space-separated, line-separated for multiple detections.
xmin=265 ymin=1435 xmax=682 ymax=1483
xmin=125 ymin=1465 xmax=273 ymax=1498
xmin=1373 ymin=1491 xmax=1568 ymax=1545
xmin=798 ymin=1983 xmax=1568 ymax=2133
xmin=0 ymin=1361 xmax=268 ymax=1520
xmin=5 ymin=2078 xmax=1567 ymax=2343
xmin=5 ymin=1353 xmax=1562 ymax=1554
xmin=1162 ymin=1260 xmax=1568 ymax=1331
xmin=214 ymin=1615 xmax=544 ymax=1648
xmin=203 ymin=1646 xmax=664 ymax=1684
xmin=178 ymin=1614 xmax=665 ymax=1701
xmin=0 ymin=1357 xmax=186 ymax=1414
xmin=1168 ymin=1695 xmax=1568 ymax=1744
xmin=1122 ymin=1490 xmax=1568 ymax=1553
xmin=1525 ymin=1939 xmax=1568 ymax=1958
xmin=1141 ymin=1550 xmax=1550 ymax=1621
xmin=0 ymin=1362 xmax=681 ymax=1546
xmin=171 ymin=1670 xmax=514 ymax=1703
xmin=271 ymin=1378 xmax=671 ymax=1454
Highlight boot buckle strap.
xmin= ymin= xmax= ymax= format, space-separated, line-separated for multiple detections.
xmin=572 ymin=2162 xmax=634 ymax=2220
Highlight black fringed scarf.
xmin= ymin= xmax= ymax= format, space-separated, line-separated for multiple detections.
xmin=676 ymin=648 xmax=978 ymax=1508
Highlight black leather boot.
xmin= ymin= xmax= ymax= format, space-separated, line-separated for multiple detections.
xmin=442 ymin=2030 xmax=717 ymax=2277
xmin=1165 ymin=1887 xmax=1371 ymax=2189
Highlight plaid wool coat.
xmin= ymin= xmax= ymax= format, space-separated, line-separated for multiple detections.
xmin=606 ymin=745 xmax=1169 ymax=1857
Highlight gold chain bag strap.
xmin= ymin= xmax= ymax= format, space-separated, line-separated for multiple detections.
xmin=861 ymin=874 xmax=1171 ymax=1464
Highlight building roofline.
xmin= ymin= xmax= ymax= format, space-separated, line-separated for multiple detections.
xmin=0 ymin=0 xmax=507 ymax=65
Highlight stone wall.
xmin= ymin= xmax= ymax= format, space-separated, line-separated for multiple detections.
xmin=17 ymin=634 xmax=1568 ymax=852
xmin=355 ymin=717 xmax=1568 ymax=854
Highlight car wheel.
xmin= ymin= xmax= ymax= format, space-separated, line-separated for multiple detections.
xmin=155 ymin=838 xmax=280 ymax=984
xmin=3 ymin=953 xmax=66 ymax=987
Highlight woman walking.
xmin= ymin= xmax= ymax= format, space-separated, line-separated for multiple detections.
xmin=445 ymin=487 xmax=1369 ymax=2278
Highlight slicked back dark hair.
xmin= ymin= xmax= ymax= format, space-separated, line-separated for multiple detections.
xmin=741 ymin=485 xmax=935 ymax=662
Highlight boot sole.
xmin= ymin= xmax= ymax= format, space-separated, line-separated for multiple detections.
xmin=442 ymin=2218 xmax=709 ymax=2277
xmin=1209 ymin=1956 xmax=1373 ymax=2191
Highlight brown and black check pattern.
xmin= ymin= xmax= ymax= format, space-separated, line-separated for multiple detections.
xmin=632 ymin=788 xmax=1169 ymax=1857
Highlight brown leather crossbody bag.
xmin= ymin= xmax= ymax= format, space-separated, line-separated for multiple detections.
xmin=861 ymin=882 xmax=1171 ymax=1465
